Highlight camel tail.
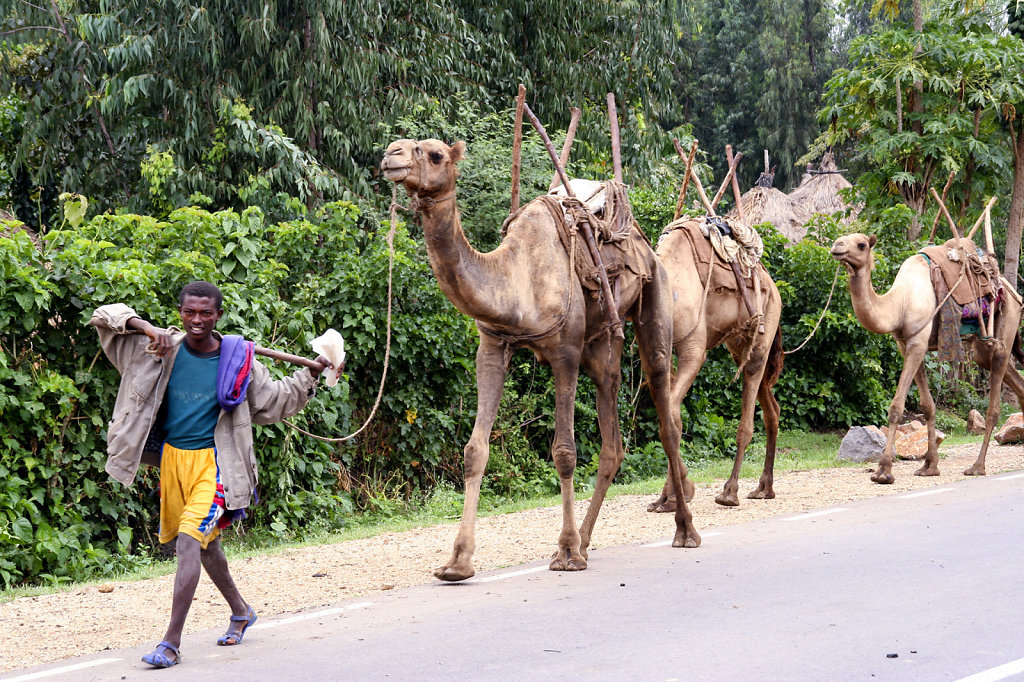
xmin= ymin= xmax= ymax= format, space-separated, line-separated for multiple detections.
xmin=762 ymin=325 xmax=784 ymax=389
xmin=1014 ymin=331 xmax=1024 ymax=365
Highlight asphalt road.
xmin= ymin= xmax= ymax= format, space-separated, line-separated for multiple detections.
xmin=4 ymin=471 xmax=1024 ymax=682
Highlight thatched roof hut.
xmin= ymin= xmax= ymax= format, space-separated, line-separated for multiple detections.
xmin=732 ymin=184 xmax=809 ymax=244
xmin=788 ymin=152 xmax=860 ymax=222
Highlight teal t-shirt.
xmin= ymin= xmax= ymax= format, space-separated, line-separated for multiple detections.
xmin=163 ymin=342 xmax=221 ymax=449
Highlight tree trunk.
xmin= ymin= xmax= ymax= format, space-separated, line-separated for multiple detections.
xmin=1004 ymin=125 xmax=1024 ymax=287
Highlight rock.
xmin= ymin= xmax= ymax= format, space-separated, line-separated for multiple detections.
xmin=836 ymin=426 xmax=886 ymax=463
xmin=865 ymin=425 xmax=887 ymax=441
xmin=895 ymin=428 xmax=944 ymax=460
xmin=967 ymin=409 xmax=986 ymax=435
xmin=897 ymin=420 xmax=924 ymax=435
xmin=995 ymin=413 xmax=1024 ymax=444
xmin=97 ymin=585 xmax=114 ymax=594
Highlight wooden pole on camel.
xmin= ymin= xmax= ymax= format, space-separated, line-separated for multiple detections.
xmin=523 ymin=101 xmax=624 ymax=340
xmin=607 ymin=93 xmax=624 ymax=184
xmin=672 ymin=138 xmax=698 ymax=221
xmin=928 ymin=171 xmax=956 ymax=243
xmin=509 ymin=84 xmax=527 ymax=214
xmin=549 ymin=107 xmax=582 ymax=191
xmin=931 ymin=187 xmax=990 ymax=337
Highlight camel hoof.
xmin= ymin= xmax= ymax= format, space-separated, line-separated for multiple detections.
xmin=648 ymin=499 xmax=677 ymax=513
xmin=747 ymin=488 xmax=775 ymax=500
xmin=714 ymin=493 xmax=739 ymax=507
xmin=871 ymin=472 xmax=895 ymax=485
xmin=672 ymin=530 xmax=701 ymax=548
xmin=549 ymin=551 xmax=587 ymax=572
xmin=963 ymin=466 xmax=986 ymax=476
xmin=914 ymin=466 xmax=940 ymax=477
xmin=433 ymin=565 xmax=475 ymax=582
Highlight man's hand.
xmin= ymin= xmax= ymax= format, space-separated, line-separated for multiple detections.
xmin=309 ymin=354 xmax=334 ymax=379
xmin=127 ymin=317 xmax=175 ymax=357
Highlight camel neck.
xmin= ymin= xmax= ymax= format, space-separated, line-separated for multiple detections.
xmin=847 ymin=266 xmax=901 ymax=334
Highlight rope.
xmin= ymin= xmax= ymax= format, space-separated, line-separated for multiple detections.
xmin=784 ymin=264 xmax=841 ymax=355
xmin=282 ymin=187 xmax=399 ymax=443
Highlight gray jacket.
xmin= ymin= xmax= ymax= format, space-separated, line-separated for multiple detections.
xmin=91 ymin=303 xmax=317 ymax=510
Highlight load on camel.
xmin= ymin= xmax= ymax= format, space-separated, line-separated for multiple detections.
xmin=830 ymin=192 xmax=1024 ymax=485
xmin=648 ymin=140 xmax=784 ymax=511
xmin=379 ymin=91 xmax=700 ymax=583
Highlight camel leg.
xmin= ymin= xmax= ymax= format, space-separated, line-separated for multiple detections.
xmin=434 ymin=337 xmax=507 ymax=582
xmin=632 ymin=279 xmax=700 ymax=548
xmin=875 ymin=340 xmax=928 ymax=484
xmin=911 ymin=364 xmax=940 ymax=476
xmin=548 ymin=351 xmax=587 ymax=572
xmin=577 ymin=337 xmax=625 ymax=558
xmin=967 ymin=339 xmax=1011 ymax=476
xmin=646 ymin=335 xmax=705 ymax=514
xmin=747 ymin=379 xmax=780 ymax=499
xmin=715 ymin=341 xmax=767 ymax=507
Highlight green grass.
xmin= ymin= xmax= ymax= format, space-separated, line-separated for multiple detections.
xmin=0 ymin=427 xmax=987 ymax=603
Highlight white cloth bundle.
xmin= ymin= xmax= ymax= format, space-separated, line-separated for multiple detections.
xmin=311 ymin=329 xmax=346 ymax=387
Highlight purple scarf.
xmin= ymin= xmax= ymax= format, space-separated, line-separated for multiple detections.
xmin=216 ymin=335 xmax=254 ymax=412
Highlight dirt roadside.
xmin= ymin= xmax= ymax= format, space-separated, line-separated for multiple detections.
xmin=2 ymin=441 xmax=1022 ymax=673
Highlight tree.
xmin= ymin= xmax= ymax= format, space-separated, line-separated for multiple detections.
xmin=1 ymin=1 xmax=685 ymax=219
xmin=820 ymin=11 xmax=1024 ymax=240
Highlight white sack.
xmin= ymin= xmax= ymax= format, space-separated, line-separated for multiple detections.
xmin=311 ymin=328 xmax=346 ymax=387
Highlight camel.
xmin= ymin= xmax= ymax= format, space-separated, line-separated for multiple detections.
xmin=830 ymin=233 xmax=1024 ymax=483
xmin=381 ymin=138 xmax=700 ymax=582
xmin=647 ymin=222 xmax=784 ymax=511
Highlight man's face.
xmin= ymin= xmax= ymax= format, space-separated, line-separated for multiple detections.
xmin=178 ymin=294 xmax=223 ymax=346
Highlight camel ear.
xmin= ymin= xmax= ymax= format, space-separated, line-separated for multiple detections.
xmin=449 ymin=141 xmax=466 ymax=163
xmin=868 ymin=234 xmax=877 ymax=248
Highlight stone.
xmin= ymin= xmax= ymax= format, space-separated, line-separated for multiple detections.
xmin=995 ymin=413 xmax=1024 ymax=444
xmin=865 ymin=425 xmax=887 ymax=441
xmin=837 ymin=426 xmax=887 ymax=463
xmin=897 ymin=420 xmax=924 ymax=435
xmin=894 ymin=428 xmax=944 ymax=460
xmin=967 ymin=409 xmax=986 ymax=435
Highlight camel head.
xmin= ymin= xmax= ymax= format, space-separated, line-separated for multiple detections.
xmin=830 ymin=233 xmax=877 ymax=273
xmin=380 ymin=138 xmax=465 ymax=199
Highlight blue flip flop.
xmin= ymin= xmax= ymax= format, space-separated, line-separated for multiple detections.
xmin=141 ymin=641 xmax=179 ymax=668
xmin=217 ymin=606 xmax=257 ymax=646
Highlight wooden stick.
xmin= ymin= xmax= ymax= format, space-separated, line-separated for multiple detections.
xmin=966 ymin=196 xmax=998 ymax=241
xmin=607 ymin=92 xmax=623 ymax=184
xmin=549 ymin=107 xmax=582 ymax=191
xmin=931 ymin=187 xmax=962 ymax=240
xmin=689 ymin=166 xmax=716 ymax=216
xmin=523 ymin=101 xmax=623 ymax=340
xmin=928 ymin=171 xmax=955 ymax=242
xmin=510 ymin=84 xmax=527 ymax=214
xmin=672 ymin=139 xmax=699 ymax=221
xmin=710 ymin=150 xmax=743 ymax=210
xmin=984 ymin=202 xmax=996 ymax=255
xmin=726 ymin=144 xmax=747 ymax=225
xmin=764 ymin=149 xmax=770 ymax=175
xmin=255 ymin=345 xmax=326 ymax=371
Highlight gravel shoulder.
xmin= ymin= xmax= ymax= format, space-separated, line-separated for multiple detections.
xmin=2 ymin=441 xmax=1023 ymax=673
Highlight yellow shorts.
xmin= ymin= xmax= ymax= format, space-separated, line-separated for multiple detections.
xmin=158 ymin=443 xmax=225 ymax=549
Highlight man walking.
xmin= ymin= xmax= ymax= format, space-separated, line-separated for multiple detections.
xmin=91 ymin=280 xmax=333 ymax=668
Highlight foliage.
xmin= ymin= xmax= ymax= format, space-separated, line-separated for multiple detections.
xmin=1 ymin=0 xmax=685 ymax=220
xmin=819 ymin=12 xmax=1024 ymax=235
xmin=0 ymin=195 xmax=487 ymax=585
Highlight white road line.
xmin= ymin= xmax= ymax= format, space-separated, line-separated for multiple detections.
xmin=467 ymin=566 xmax=549 ymax=583
xmin=642 ymin=531 xmax=723 ymax=548
xmin=899 ymin=488 xmax=953 ymax=499
xmin=1 ymin=658 xmax=121 ymax=682
xmin=954 ymin=656 xmax=1024 ymax=682
xmin=782 ymin=508 xmax=850 ymax=521
xmin=997 ymin=473 xmax=1024 ymax=480
xmin=249 ymin=602 xmax=373 ymax=630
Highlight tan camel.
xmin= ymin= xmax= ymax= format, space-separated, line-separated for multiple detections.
xmin=647 ymin=222 xmax=784 ymax=511
xmin=381 ymin=138 xmax=700 ymax=582
xmin=830 ymin=233 xmax=1024 ymax=483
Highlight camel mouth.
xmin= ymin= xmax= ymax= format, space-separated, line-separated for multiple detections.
xmin=381 ymin=165 xmax=411 ymax=182
xmin=829 ymin=247 xmax=848 ymax=261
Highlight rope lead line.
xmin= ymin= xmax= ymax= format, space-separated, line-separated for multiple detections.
xmin=784 ymin=263 xmax=841 ymax=355
xmin=282 ymin=189 xmax=399 ymax=443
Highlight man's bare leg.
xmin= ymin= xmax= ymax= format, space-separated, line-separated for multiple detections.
xmin=201 ymin=537 xmax=252 ymax=641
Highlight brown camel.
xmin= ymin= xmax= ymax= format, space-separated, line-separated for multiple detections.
xmin=647 ymin=221 xmax=784 ymax=511
xmin=381 ymin=138 xmax=700 ymax=582
xmin=830 ymin=233 xmax=1024 ymax=483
